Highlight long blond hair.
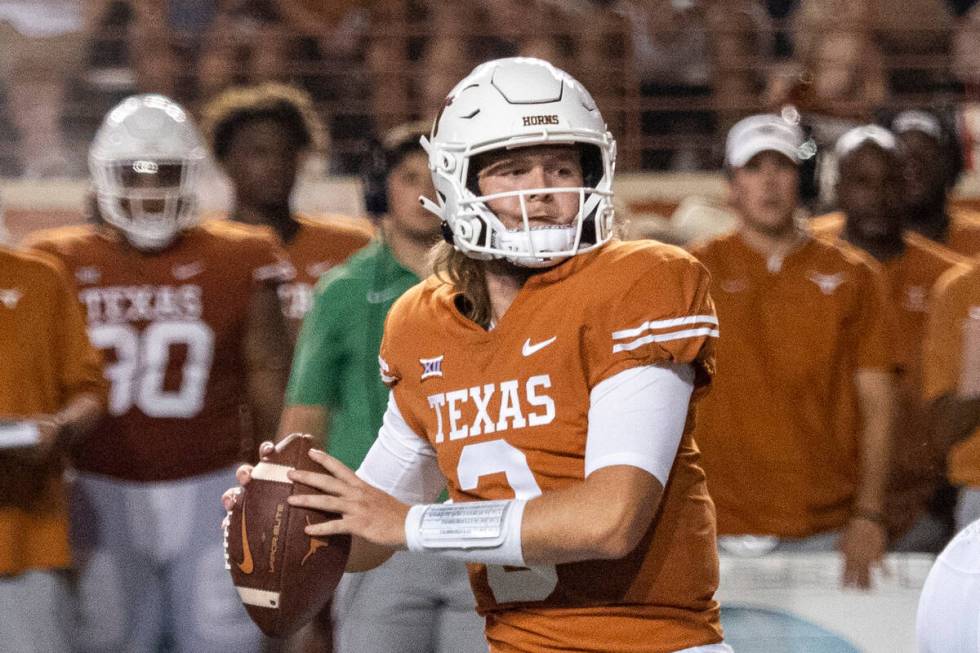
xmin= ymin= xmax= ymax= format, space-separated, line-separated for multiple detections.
xmin=430 ymin=241 xmax=493 ymax=328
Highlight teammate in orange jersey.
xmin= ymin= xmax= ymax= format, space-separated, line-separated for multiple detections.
xmin=226 ymin=58 xmax=732 ymax=653
xmin=826 ymin=125 xmax=968 ymax=551
xmin=0 ymin=232 xmax=106 ymax=653
xmin=922 ymin=260 xmax=980 ymax=532
xmin=25 ymin=94 xmax=292 ymax=653
xmin=201 ymin=83 xmax=372 ymax=335
xmin=691 ymin=114 xmax=895 ymax=589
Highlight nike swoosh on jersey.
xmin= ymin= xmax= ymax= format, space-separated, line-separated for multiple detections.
xmin=172 ymin=261 xmax=205 ymax=280
xmin=522 ymin=336 xmax=557 ymax=357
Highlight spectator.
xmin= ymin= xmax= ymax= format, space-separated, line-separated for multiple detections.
xmin=923 ymin=260 xmax=980 ymax=532
xmin=892 ymin=109 xmax=980 ymax=257
xmin=816 ymin=125 xmax=968 ymax=551
xmin=0 ymin=232 xmax=106 ymax=653
xmin=789 ymin=0 xmax=954 ymax=97
xmin=196 ymin=0 xmax=367 ymax=105
xmin=768 ymin=4 xmax=887 ymax=208
xmin=24 ymin=94 xmax=292 ymax=652
xmin=201 ymin=82 xmax=372 ymax=337
xmin=0 ymin=1 xmax=108 ymax=176
xmin=275 ymin=121 xmax=486 ymax=653
xmin=691 ymin=114 xmax=894 ymax=589
xmin=619 ymin=0 xmax=715 ymax=170
xmin=367 ymin=0 xmax=581 ymax=134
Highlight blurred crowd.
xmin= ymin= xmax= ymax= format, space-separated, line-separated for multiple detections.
xmin=3 ymin=0 xmax=980 ymax=177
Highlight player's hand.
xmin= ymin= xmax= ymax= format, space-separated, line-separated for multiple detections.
xmin=5 ymin=416 xmax=61 ymax=464
xmin=220 ymin=440 xmax=276 ymax=511
xmin=839 ymin=516 xmax=887 ymax=589
xmin=287 ymin=448 xmax=411 ymax=549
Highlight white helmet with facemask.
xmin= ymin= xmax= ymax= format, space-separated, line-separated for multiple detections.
xmin=89 ymin=94 xmax=206 ymax=250
xmin=420 ymin=57 xmax=616 ymax=267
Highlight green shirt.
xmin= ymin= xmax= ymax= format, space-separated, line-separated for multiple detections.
xmin=286 ymin=240 xmax=420 ymax=469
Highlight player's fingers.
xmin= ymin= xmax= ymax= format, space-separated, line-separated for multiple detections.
xmin=288 ymin=491 xmax=346 ymax=515
xmin=858 ymin=562 xmax=872 ymax=589
xmin=235 ymin=464 xmax=254 ymax=485
xmin=259 ymin=441 xmax=276 ymax=458
xmin=221 ymin=486 xmax=243 ymax=511
xmin=287 ymin=469 xmax=347 ymax=496
xmin=307 ymin=448 xmax=360 ymax=483
xmin=303 ymin=514 xmax=350 ymax=537
xmin=286 ymin=469 xmax=340 ymax=492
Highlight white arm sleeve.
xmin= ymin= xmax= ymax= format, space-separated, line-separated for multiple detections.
xmin=355 ymin=392 xmax=446 ymax=504
xmin=585 ymin=363 xmax=695 ymax=485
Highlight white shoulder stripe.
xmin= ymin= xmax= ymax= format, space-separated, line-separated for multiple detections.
xmin=611 ymin=314 xmax=719 ymax=340
xmin=612 ymin=326 xmax=720 ymax=353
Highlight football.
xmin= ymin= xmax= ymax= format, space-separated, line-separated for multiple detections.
xmin=224 ymin=433 xmax=351 ymax=637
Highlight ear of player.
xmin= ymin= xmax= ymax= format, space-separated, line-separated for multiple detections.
xmin=224 ymin=433 xmax=350 ymax=637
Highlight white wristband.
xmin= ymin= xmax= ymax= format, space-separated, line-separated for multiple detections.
xmin=405 ymin=500 xmax=527 ymax=567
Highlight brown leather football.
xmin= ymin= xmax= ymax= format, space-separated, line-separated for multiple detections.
xmin=224 ymin=433 xmax=350 ymax=637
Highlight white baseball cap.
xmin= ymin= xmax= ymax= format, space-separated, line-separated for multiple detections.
xmin=891 ymin=110 xmax=943 ymax=142
xmin=835 ymin=124 xmax=897 ymax=159
xmin=726 ymin=114 xmax=805 ymax=167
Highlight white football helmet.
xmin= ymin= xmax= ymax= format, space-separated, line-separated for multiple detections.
xmin=89 ymin=94 xmax=206 ymax=250
xmin=420 ymin=57 xmax=616 ymax=267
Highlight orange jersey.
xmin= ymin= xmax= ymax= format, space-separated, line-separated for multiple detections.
xmin=808 ymin=214 xmax=968 ymax=534
xmin=380 ymin=241 xmax=722 ymax=653
xmin=923 ymin=262 xmax=980 ymax=486
xmin=878 ymin=237 xmax=968 ymax=535
xmin=277 ymin=215 xmax=372 ymax=324
xmin=691 ymin=233 xmax=892 ymax=538
xmin=24 ymin=221 xmax=291 ymax=482
xmin=810 ymin=209 xmax=980 ymax=257
xmin=0 ymin=247 xmax=106 ymax=574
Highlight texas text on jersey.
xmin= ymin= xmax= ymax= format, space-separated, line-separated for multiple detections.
xmin=24 ymin=220 xmax=291 ymax=481
xmin=379 ymin=240 xmax=722 ymax=651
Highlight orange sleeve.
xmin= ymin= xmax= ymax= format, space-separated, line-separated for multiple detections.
xmin=922 ymin=267 xmax=968 ymax=401
xmin=49 ymin=260 xmax=107 ymax=405
xmin=586 ymin=253 xmax=718 ymax=391
xmin=852 ymin=261 xmax=895 ymax=373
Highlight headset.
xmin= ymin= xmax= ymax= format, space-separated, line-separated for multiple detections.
xmin=361 ymin=121 xmax=432 ymax=220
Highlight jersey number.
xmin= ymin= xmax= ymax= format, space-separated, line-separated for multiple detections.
xmin=456 ymin=440 xmax=559 ymax=604
xmin=89 ymin=321 xmax=215 ymax=418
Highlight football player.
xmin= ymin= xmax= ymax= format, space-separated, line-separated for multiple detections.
xmin=201 ymin=83 xmax=372 ymax=335
xmin=0 ymin=200 xmax=106 ymax=653
xmin=25 ymin=94 xmax=292 ymax=653
xmin=229 ymin=58 xmax=732 ymax=652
